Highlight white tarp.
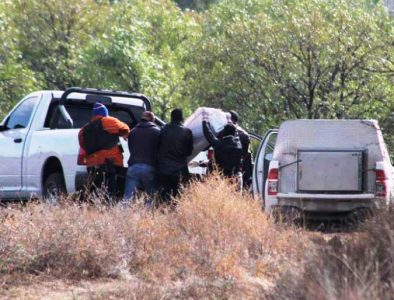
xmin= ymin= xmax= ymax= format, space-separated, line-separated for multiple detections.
xmin=184 ymin=107 xmax=230 ymax=161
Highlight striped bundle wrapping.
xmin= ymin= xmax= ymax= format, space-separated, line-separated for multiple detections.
xmin=184 ymin=107 xmax=230 ymax=161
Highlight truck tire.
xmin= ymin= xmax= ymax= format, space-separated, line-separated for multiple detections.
xmin=43 ymin=172 xmax=66 ymax=200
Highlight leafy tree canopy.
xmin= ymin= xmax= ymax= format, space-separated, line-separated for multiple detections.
xmin=0 ymin=0 xmax=41 ymax=115
xmin=76 ymin=0 xmax=199 ymax=119
xmin=183 ymin=0 xmax=394 ymax=136
xmin=7 ymin=0 xmax=109 ymax=90
xmin=1 ymin=0 xmax=393 ymax=154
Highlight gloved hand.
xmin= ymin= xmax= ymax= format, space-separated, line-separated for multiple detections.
xmin=226 ymin=113 xmax=233 ymax=124
xmin=202 ymin=108 xmax=209 ymax=122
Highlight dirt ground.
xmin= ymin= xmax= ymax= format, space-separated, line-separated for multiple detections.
xmin=1 ymin=276 xmax=144 ymax=300
xmin=0 ymin=275 xmax=275 ymax=299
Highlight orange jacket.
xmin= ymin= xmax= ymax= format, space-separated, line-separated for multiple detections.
xmin=78 ymin=116 xmax=130 ymax=167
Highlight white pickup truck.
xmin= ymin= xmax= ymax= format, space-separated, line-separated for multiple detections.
xmin=253 ymin=120 xmax=394 ymax=219
xmin=0 ymin=88 xmax=162 ymax=200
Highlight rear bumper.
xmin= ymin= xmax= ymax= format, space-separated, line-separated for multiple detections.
xmin=275 ymin=192 xmax=381 ymax=213
xmin=271 ymin=205 xmax=374 ymax=221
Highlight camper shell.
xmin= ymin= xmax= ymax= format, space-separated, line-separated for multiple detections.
xmin=253 ymin=120 xmax=394 ymax=219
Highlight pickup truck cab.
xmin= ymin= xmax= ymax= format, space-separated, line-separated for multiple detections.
xmin=0 ymin=88 xmax=154 ymax=200
xmin=253 ymin=120 xmax=394 ymax=219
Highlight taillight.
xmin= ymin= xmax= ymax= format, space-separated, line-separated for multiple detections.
xmin=77 ymin=148 xmax=87 ymax=165
xmin=376 ymin=169 xmax=386 ymax=181
xmin=207 ymin=148 xmax=214 ymax=160
xmin=375 ymin=169 xmax=387 ymax=197
xmin=267 ymin=168 xmax=279 ymax=196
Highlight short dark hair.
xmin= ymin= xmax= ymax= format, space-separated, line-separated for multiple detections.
xmin=141 ymin=111 xmax=155 ymax=122
xmin=171 ymin=108 xmax=183 ymax=122
xmin=229 ymin=110 xmax=239 ymax=124
xmin=222 ymin=124 xmax=236 ymax=137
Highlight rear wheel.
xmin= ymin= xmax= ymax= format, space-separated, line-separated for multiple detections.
xmin=43 ymin=172 xmax=66 ymax=201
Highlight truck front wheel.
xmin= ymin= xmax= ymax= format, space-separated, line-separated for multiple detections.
xmin=43 ymin=173 xmax=66 ymax=200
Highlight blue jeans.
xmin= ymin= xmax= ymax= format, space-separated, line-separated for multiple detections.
xmin=123 ymin=163 xmax=157 ymax=202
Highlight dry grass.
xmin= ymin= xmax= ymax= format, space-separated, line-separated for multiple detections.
xmin=271 ymin=208 xmax=394 ymax=300
xmin=2 ymin=175 xmax=394 ymax=299
xmin=0 ymin=175 xmax=310 ymax=299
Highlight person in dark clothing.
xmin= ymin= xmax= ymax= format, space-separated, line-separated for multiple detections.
xmin=202 ymin=119 xmax=243 ymax=179
xmin=218 ymin=110 xmax=252 ymax=188
xmin=229 ymin=111 xmax=251 ymax=158
xmin=158 ymin=108 xmax=193 ymax=202
xmin=123 ymin=111 xmax=161 ymax=204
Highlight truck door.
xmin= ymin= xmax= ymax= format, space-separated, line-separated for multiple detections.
xmin=0 ymin=96 xmax=38 ymax=198
xmin=253 ymin=129 xmax=278 ymax=199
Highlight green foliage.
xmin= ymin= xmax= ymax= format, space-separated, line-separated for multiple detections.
xmin=0 ymin=0 xmax=41 ymax=116
xmin=0 ymin=0 xmax=393 ymax=157
xmin=181 ymin=0 xmax=273 ymax=131
xmin=8 ymin=0 xmax=108 ymax=90
xmin=183 ymin=0 xmax=394 ymax=140
xmin=76 ymin=0 xmax=199 ymax=119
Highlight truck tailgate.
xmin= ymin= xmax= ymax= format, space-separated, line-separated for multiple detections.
xmin=297 ymin=150 xmax=364 ymax=192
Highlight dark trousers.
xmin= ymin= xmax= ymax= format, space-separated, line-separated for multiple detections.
xmin=242 ymin=152 xmax=253 ymax=190
xmin=158 ymin=168 xmax=190 ymax=204
xmin=87 ymin=163 xmax=125 ymax=199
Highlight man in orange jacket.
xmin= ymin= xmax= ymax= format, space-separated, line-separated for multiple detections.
xmin=78 ymin=102 xmax=130 ymax=196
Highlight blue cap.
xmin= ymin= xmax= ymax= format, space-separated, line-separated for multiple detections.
xmin=93 ymin=102 xmax=108 ymax=117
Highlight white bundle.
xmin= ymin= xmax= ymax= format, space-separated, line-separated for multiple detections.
xmin=184 ymin=107 xmax=231 ymax=161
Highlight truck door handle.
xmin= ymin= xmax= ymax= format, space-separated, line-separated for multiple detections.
xmin=14 ymin=138 xmax=22 ymax=143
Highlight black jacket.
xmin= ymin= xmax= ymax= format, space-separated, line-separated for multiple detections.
xmin=218 ymin=125 xmax=250 ymax=157
xmin=127 ymin=121 xmax=161 ymax=167
xmin=82 ymin=118 xmax=119 ymax=155
xmin=202 ymin=121 xmax=243 ymax=177
xmin=158 ymin=121 xmax=193 ymax=176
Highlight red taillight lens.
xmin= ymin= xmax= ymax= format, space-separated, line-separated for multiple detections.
xmin=268 ymin=168 xmax=279 ymax=180
xmin=77 ymin=148 xmax=87 ymax=165
xmin=207 ymin=148 xmax=214 ymax=160
xmin=375 ymin=169 xmax=387 ymax=197
xmin=267 ymin=168 xmax=279 ymax=196
xmin=376 ymin=169 xmax=386 ymax=181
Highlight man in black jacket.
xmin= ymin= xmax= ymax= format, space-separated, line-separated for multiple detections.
xmin=228 ymin=111 xmax=250 ymax=158
xmin=229 ymin=110 xmax=252 ymax=188
xmin=158 ymin=108 xmax=193 ymax=202
xmin=202 ymin=119 xmax=243 ymax=179
xmin=123 ymin=111 xmax=161 ymax=203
